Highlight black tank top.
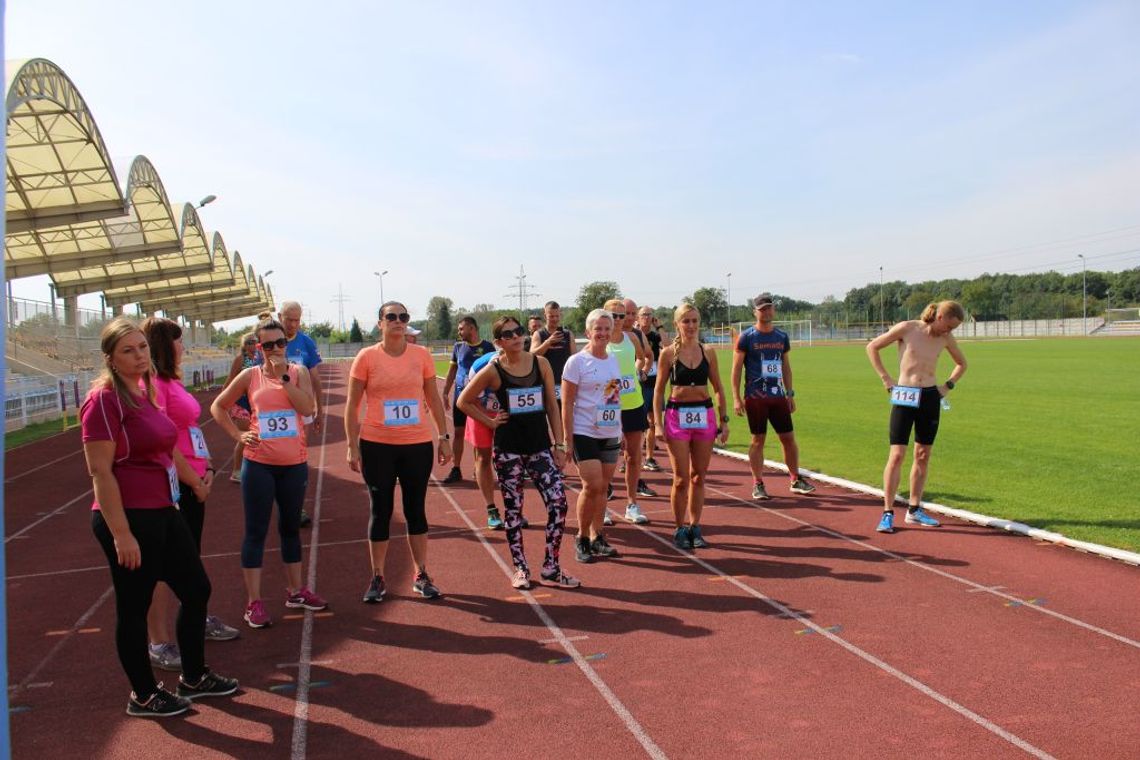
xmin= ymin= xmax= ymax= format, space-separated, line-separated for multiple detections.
xmin=537 ymin=328 xmax=571 ymax=382
xmin=670 ymin=345 xmax=710 ymax=387
xmin=492 ymin=357 xmax=551 ymax=455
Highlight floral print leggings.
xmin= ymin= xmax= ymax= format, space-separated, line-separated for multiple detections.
xmin=492 ymin=448 xmax=568 ymax=574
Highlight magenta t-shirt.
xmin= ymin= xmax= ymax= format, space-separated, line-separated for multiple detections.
xmin=81 ymin=385 xmax=179 ymax=510
xmin=152 ymin=376 xmax=209 ymax=479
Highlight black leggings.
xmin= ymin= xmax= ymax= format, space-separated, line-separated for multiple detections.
xmin=92 ymin=508 xmax=211 ymax=699
xmin=360 ymin=440 xmax=433 ymax=541
xmin=177 ymin=481 xmax=205 ymax=552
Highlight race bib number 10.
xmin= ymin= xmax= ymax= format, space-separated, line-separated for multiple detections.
xmin=508 ymin=386 xmax=544 ymax=414
xmin=259 ymin=410 xmax=299 ymax=439
xmin=890 ymin=386 xmax=921 ymax=408
xmin=596 ymin=404 xmax=620 ymax=428
xmin=384 ymin=399 xmax=421 ymax=426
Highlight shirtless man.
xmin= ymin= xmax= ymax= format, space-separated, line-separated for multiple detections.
xmin=866 ymin=300 xmax=968 ymax=534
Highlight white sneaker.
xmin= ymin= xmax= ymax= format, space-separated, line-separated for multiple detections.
xmin=624 ymin=503 xmax=649 ymax=524
xmin=602 ymin=511 xmax=614 ymax=526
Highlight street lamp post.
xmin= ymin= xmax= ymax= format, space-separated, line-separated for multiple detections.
xmin=1078 ymin=254 xmax=1087 ymax=334
xmin=374 ymin=270 xmax=388 ymax=304
xmin=879 ymin=266 xmax=885 ymax=330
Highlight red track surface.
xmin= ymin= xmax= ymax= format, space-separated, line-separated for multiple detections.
xmin=5 ymin=363 xmax=1139 ymax=759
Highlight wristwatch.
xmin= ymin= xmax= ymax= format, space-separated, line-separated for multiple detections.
xmin=786 ymin=389 xmax=795 ymax=398
xmin=554 ymin=442 xmax=568 ymax=452
xmin=439 ymin=433 xmax=451 ymax=441
xmin=281 ymin=373 xmax=291 ymax=384
xmin=945 ymin=379 xmax=956 ymax=390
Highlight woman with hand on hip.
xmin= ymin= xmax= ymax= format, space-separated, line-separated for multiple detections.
xmin=210 ymin=318 xmax=325 ymax=629
xmin=653 ymin=303 xmax=729 ymax=550
xmin=83 ymin=317 xmax=238 ymax=718
xmin=345 ymin=301 xmax=451 ymax=602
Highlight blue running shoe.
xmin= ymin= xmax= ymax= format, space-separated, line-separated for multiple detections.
xmin=905 ymin=507 xmax=941 ymax=527
xmin=487 ymin=507 xmax=504 ymax=530
xmin=876 ymin=512 xmax=895 ymax=533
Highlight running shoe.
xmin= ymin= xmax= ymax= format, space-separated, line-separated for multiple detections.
xmin=244 ymin=599 xmax=271 ymax=629
xmin=148 ymin=642 xmax=182 ymax=672
xmin=487 ymin=506 xmax=504 ymax=530
xmin=176 ymin=669 xmax=239 ymax=700
xmin=413 ymin=570 xmax=441 ymax=599
xmin=126 ymin=684 xmax=191 ymax=718
xmin=876 ymin=512 xmax=895 ymax=534
xmin=690 ymin=524 xmax=710 ymax=549
xmin=790 ymin=477 xmax=817 ymax=495
xmin=636 ymin=480 xmax=658 ymax=498
xmin=606 ymin=484 xmax=615 ymax=501
xmin=575 ymin=536 xmax=593 ymax=563
xmin=603 ymin=511 xmax=614 ymax=526
xmin=590 ymin=535 xmax=620 ymax=558
xmin=442 ymin=467 xmax=462 ymax=484
xmin=204 ymin=615 xmax=240 ymax=641
xmin=229 ymin=471 xmax=242 ymax=483
xmin=285 ymin=587 xmax=328 ymax=611
xmin=362 ymin=575 xmax=386 ymax=604
xmin=520 ymin=516 xmax=530 ymax=528
xmin=511 ymin=567 xmax=531 ymax=590
xmin=618 ymin=461 xmax=626 ymax=474
xmin=299 ymin=509 xmax=313 ymax=528
xmin=673 ymin=526 xmax=693 ymax=550
xmin=540 ymin=568 xmax=582 ymax=589
xmin=643 ymin=458 xmax=662 ymax=473
xmin=624 ymin=503 xmax=649 ymax=524
xmin=905 ymin=507 xmax=941 ymax=527
xmin=751 ymin=481 xmax=771 ymax=500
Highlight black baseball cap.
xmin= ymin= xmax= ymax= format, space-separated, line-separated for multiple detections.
xmin=753 ymin=292 xmax=775 ymax=308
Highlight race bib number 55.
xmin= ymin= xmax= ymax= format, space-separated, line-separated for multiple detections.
xmin=508 ymin=387 xmax=544 ymax=414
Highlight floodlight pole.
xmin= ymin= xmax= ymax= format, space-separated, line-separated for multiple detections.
xmin=879 ymin=266 xmax=885 ymax=330
xmin=726 ymin=272 xmax=732 ymax=329
xmin=375 ymin=270 xmax=388 ymax=304
xmin=1078 ymin=254 xmax=1086 ymax=334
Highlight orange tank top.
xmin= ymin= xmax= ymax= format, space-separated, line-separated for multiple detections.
xmin=245 ymin=364 xmax=308 ymax=465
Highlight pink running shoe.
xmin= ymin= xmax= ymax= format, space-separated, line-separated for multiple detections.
xmin=285 ymin=587 xmax=328 ymax=611
xmin=244 ymin=599 xmax=271 ymax=629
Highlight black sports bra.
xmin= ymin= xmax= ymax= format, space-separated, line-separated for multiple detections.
xmin=670 ymin=346 xmax=709 ymax=387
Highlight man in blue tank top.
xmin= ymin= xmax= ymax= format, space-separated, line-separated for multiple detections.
xmin=731 ymin=293 xmax=816 ymax=500
xmin=443 ymin=316 xmax=496 ymax=484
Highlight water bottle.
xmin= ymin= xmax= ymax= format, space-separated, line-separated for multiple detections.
xmin=940 ymin=397 xmax=951 ymax=412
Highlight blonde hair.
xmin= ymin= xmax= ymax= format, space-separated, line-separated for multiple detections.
xmin=920 ymin=300 xmax=966 ymax=324
xmin=672 ymin=302 xmax=699 ymax=353
xmin=93 ymin=316 xmax=158 ymax=409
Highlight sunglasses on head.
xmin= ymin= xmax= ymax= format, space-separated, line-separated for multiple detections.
xmin=498 ymin=326 xmax=527 ymax=339
xmin=260 ymin=338 xmax=288 ymax=350
xmin=383 ymin=312 xmax=411 ymax=322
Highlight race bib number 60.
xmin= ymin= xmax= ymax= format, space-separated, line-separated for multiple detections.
xmin=596 ymin=404 xmax=620 ymax=428
xmin=384 ymin=399 xmax=421 ymax=426
xmin=508 ymin=386 xmax=544 ymax=414
xmin=259 ymin=410 xmax=298 ymax=438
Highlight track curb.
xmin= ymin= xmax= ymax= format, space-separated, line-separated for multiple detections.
xmin=712 ymin=447 xmax=1140 ymax=568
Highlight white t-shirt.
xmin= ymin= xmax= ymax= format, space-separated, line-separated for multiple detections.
xmin=562 ymin=349 xmax=623 ymax=439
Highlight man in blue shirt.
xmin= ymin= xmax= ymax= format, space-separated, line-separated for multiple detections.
xmin=279 ymin=301 xmax=323 ymax=528
xmin=442 ymin=315 xmax=495 ymax=484
xmin=730 ymin=293 xmax=815 ymax=500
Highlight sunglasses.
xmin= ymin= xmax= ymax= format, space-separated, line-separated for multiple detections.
xmin=260 ymin=338 xmax=288 ymax=350
xmin=498 ymin=326 xmax=527 ymax=339
xmin=611 ymin=313 xmax=626 ymax=320
xmin=383 ymin=312 xmax=411 ymax=322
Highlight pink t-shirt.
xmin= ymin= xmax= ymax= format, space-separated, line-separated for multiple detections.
xmin=152 ymin=376 xmax=209 ymax=479
xmin=350 ymin=343 xmax=436 ymax=445
xmin=81 ymin=385 xmax=179 ymax=510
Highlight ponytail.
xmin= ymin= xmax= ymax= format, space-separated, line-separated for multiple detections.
xmin=922 ymin=300 xmax=966 ymax=324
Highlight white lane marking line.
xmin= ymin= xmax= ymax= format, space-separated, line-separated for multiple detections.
xmin=565 ymin=481 xmax=1055 ymax=759
xmin=539 ymin=635 xmax=589 ymax=644
xmin=290 ymin=362 xmax=335 ymax=760
xmin=10 ymin=586 xmax=114 ymax=701
xmin=436 ymin=481 xmax=668 ymax=760
xmin=277 ymin=660 xmax=335 ymax=669
xmin=6 ymin=490 xmax=92 ymax=544
xmin=4 ymin=449 xmax=83 ymax=483
xmin=967 ymin=585 xmax=1006 ymax=593
xmin=707 ymin=484 xmax=1140 ymax=651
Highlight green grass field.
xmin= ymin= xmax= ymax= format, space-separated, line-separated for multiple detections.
xmin=717 ymin=338 xmax=1140 ymax=552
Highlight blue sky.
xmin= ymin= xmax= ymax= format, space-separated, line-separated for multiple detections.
xmin=8 ymin=1 xmax=1140 ymax=327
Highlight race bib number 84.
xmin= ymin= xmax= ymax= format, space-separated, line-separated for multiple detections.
xmin=678 ymin=406 xmax=709 ymax=429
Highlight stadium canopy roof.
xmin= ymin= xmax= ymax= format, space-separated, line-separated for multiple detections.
xmin=174 ymin=284 xmax=275 ymax=324
xmin=49 ymin=199 xmax=212 ymax=297
xmin=102 ymin=228 xmax=234 ymax=308
xmin=8 ymin=155 xmax=182 ymax=284
xmin=140 ymin=251 xmax=261 ymax=312
xmin=5 ymin=58 xmax=126 ymax=234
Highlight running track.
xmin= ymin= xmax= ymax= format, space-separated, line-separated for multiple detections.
xmin=5 ymin=363 xmax=1139 ymax=758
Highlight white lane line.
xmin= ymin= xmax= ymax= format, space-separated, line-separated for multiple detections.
xmin=9 ymin=586 xmax=114 ymax=701
xmin=290 ymin=363 xmax=336 ymax=760
xmin=707 ymin=484 xmax=1140 ymax=651
xmin=565 ymin=482 xmax=1057 ymax=758
xmin=4 ymin=449 xmax=83 ymax=483
xmin=436 ymin=482 xmax=668 ymax=760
